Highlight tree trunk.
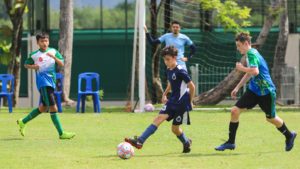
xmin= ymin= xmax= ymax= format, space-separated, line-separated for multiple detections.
xmin=4 ymin=0 xmax=27 ymax=107
xmin=58 ymin=0 xmax=73 ymax=104
xmin=194 ymin=57 xmax=246 ymax=104
xmin=271 ymin=0 xmax=288 ymax=101
xmin=194 ymin=0 xmax=282 ymax=105
xmin=149 ymin=0 xmax=165 ymax=103
xmin=164 ymin=0 xmax=171 ymax=33
xmin=254 ymin=0 xmax=281 ymax=48
xmin=7 ymin=20 xmax=23 ymax=106
xmin=150 ymin=0 xmax=163 ymax=104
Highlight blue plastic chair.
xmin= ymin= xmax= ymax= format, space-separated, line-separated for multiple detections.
xmin=39 ymin=73 xmax=63 ymax=113
xmin=54 ymin=73 xmax=63 ymax=113
xmin=0 ymin=74 xmax=14 ymax=113
xmin=76 ymin=72 xmax=101 ymax=113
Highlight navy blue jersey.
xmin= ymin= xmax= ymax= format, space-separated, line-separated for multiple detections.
xmin=167 ymin=65 xmax=192 ymax=105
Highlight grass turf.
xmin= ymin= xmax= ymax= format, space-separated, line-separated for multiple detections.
xmin=0 ymin=107 xmax=299 ymax=169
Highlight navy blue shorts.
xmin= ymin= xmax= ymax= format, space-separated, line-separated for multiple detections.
xmin=159 ymin=102 xmax=191 ymax=125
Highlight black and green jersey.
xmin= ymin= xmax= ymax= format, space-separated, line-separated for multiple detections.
xmin=246 ymin=48 xmax=276 ymax=96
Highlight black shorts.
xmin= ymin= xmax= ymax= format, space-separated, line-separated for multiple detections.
xmin=40 ymin=86 xmax=56 ymax=106
xmin=159 ymin=102 xmax=191 ymax=125
xmin=235 ymin=89 xmax=276 ymax=119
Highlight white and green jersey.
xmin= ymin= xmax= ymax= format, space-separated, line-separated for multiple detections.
xmin=25 ymin=47 xmax=64 ymax=90
xmin=246 ymin=48 xmax=276 ymax=96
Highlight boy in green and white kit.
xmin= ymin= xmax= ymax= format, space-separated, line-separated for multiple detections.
xmin=17 ymin=32 xmax=75 ymax=139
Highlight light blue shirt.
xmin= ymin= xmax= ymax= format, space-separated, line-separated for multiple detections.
xmin=159 ymin=33 xmax=193 ymax=66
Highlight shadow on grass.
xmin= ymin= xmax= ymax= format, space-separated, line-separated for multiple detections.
xmin=0 ymin=137 xmax=23 ymax=141
xmin=182 ymin=151 xmax=281 ymax=157
xmin=94 ymin=152 xmax=179 ymax=159
xmin=94 ymin=150 xmax=281 ymax=159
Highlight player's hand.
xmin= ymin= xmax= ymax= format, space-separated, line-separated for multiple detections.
xmin=162 ymin=95 xmax=168 ymax=104
xmin=235 ymin=62 xmax=244 ymax=71
xmin=46 ymin=52 xmax=55 ymax=59
xmin=144 ymin=25 xmax=148 ymax=33
xmin=181 ymin=57 xmax=188 ymax=62
xmin=32 ymin=64 xmax=39 ymax=70
xmin=191 ymin=102 xmax=195 ymax=108
xmin=231 ymin=88 xmax=239 ymax=100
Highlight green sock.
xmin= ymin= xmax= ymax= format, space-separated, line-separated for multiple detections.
xmin=22 ymin=108 xmax=41 ymax=124
xmin=50 ymin=113 xmax=63 ymax=136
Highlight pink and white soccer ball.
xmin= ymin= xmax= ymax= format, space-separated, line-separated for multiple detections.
xmin=117 ymin=142 xmax=134 ymax=159
xmin=144 ymin=103 xmax=155 ymax=112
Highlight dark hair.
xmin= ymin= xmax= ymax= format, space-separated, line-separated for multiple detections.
xmin=161 ymin=46 xmax=178 ymax=58
xmin=235 ymin=32 xmax=251 ymax=44
xmin=171 ymin=21 xmax=180 ymax=26
xmin=36 ymin=32 xmax=49 ymax=41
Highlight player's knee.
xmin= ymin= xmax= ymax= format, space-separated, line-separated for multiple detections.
xmin=231 ymin=107 xmax=240 ymax=117
xmin=171 ymin=126 xmax=179 ymax=134
xmin=153 ymin=117 xmax=164 ymax=126
xmin=38 ymin=106 xmax=47 ymax=112
xmin=50 ymin=107 xmax=58 ymax=112
xmin=266 ymin=117 xmax=275 ymax=123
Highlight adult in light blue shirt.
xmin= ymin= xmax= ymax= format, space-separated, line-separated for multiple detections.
xmin=145 ymin=21 xmax=196 ymax=70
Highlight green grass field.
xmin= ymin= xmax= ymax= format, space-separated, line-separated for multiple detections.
xmin=0 ymin=107 xmax=299 ymax=169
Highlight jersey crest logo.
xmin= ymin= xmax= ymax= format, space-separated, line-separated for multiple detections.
xmin=39 ymin=57 xmax=43 ymax=62
xmin=161 ymin=104 xmax=167 ymax=111
xmin=172 ymin=73 xmax=176 ymax=80
xmin=176 ymin=116 xmax=182 ymax=122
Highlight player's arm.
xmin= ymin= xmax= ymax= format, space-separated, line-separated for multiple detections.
xmin=181 ymin=36 xmax=196 ymax=62
xmin=231 ymin=73 xmax=251 ymax=99
xmin=144 ymin=25 xmax=161 ymax=45
xmin=236 ymin=62 xmax=259 ymax=76
xmin=236 ymin=73 xmax=251 ymax=89
xmin=24 ymin=55 xmax=39 ymax=70
xmin=47 ymin=52 xmax=64 ymax=67
xmin=162 ymin=82 xmax=171 ymax=103
xmin=24 ymin=64 xmax=39 ymax=70
xmin=187 ymin=44 xmax=197 ymax=59
xmin=187 ymin=81 xmax=195 ymax=107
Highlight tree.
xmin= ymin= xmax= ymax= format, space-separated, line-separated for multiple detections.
xmin=57 ymin=0 xmax=74 ymax=104
xmin=3 ymin=0 xmax=28 ymax=106
xmin=149 ymin=0 xmax=165 ymax=103
xmin=194 ymin=0 xmax=283 ymax=104
xmin=271 ymin=0 xmax=288 ymax=102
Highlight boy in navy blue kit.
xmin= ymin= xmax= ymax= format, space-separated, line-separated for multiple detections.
xmin=125 ymin=46 xmax=195 ymax=153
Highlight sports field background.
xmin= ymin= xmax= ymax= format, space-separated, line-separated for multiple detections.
xmin=0 ymin=106 xmax=299 ymax=169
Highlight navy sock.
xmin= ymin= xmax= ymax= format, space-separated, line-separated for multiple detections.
xmin=139 ymin=124 xmax=157 ymax=143
xmin=177 ymin=131 xmax=189 ymax=145
xmin=228 ymin=121 xmax=239 ymax=144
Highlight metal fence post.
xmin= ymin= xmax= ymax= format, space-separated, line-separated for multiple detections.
xmin=190 ymin=64 xmax=199 ymax=96
xmin=294 ymin=67 xmax=299 ymax=104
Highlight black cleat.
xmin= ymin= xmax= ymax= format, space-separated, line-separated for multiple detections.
xmin=183 ymin=138 xmax=192 ymax=153
xmin=125 ymin=136 xmax=143 ymax=149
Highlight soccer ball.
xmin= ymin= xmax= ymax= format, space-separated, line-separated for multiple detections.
xmin=117 ymin=142 xmax=134 ymax=159
xmin=144 ymin=103 xmax=155 ymax=112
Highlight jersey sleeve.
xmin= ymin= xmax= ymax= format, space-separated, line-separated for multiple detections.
xmin=247 ymin=52 xmax=260 ymax=67
xmin=185 ymin=35 xmax=193 ymax=46
xmin=25 ymin=54 xmax=34 ymax=65
xmin=158 ymin=34 xmax=167 ymax=43
xmin=178 ymin=69 xmax=192 ymax=83
xmin=55 ymin=49 xmax=64 ymax=63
